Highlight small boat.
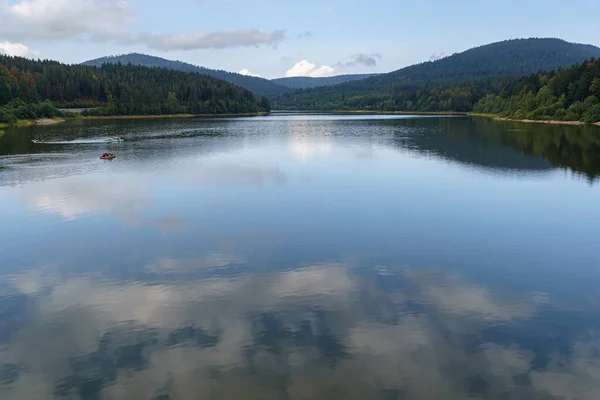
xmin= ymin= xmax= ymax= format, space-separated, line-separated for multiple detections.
xmin=107 ymin=137 xmax=124 ymax=143
xmin=100 ymin=153 xmax=116 ymax=160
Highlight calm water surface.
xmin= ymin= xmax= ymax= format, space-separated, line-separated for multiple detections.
xmin=1 ymin=114 xmax=600 ymax=399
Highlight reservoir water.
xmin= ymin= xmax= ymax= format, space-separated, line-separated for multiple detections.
xmin=1 ymin=114 xmax=600 ymax=399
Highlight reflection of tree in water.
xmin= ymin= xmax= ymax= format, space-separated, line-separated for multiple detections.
xmin=390 ymin=116 xmax=600 ymax=181
xmin=389 ymin=117 xmax=553 ymax=172
xmin=501 ymin=125 xmax=600 ymax=181
xmin=471 ymin=118 xmax=600 ymax=181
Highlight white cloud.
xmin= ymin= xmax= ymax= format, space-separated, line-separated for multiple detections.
xmin=0 ymin=1 xmax=285 ymax=51
xmin=285 ymin=60 xmax=337 ymax=78
xmin=99 ymin=28 xmax=286 ymax=51
xmin=238 ymin=68 xmax=262 ymax=78
xmin=335 ymin=53 xmax=382 ymax=68
xmin=0 ymin=41 xmax=30 ymax=57
xmin=0 ymin=0 xmax=135 ymax=39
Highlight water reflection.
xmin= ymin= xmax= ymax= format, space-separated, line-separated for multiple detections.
xmin=472 ymin=118 xmax=600 ymax=181
xmin=2 ymin=116 xmax=600 ymax=184
xmin=2 ymin=261 xmax=600 ymax=399
xmin=11 ymin=177 xmax=148 ymax=223
xmin=2 ymin=115 xmax=600 ymax=399
xmin=396 ymin=117 xmax=600 ymax=181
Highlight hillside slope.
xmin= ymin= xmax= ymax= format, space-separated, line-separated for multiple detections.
xmin=83 ymin=53 xmax=291 ymax=99
xmin=272 ymin=74 xmax=380 ymax=89
xmin=0 ymin=55 xmax=270 ymax=123
xmin=474 ymin=58 xmax=600 ymax=123
xmin=274 ymin=38 xmax=600 ymax=110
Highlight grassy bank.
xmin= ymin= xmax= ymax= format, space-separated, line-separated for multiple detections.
xmin=81 ymin=112 xmax=268 ymax=120
xmin=1 ymin=117 xmax=65 ymax=129
xmin=326 ymin=110 xmax=467 ymax=116
xmin=468 ymin=113 xmax=599 ymax=126
xmin=1 ymin=112 xmax=269 ymax=129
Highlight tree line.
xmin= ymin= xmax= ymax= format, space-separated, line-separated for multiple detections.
xmin=474 ymin=58 xmax=600 ymax=123
xmin=0 ymin=55 xmax=271 ymax=125
xmin=273 ymin=58 xmax=600 ymax=123
xmin=83 ymin=53 xmax=291 ymax=99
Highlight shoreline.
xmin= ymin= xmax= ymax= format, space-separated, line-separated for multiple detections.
xmin=275 ymin=110 xmax=466 ymax=116
xmin=81 ymin=112 xmax=268 ymax=120
xmin=331 ymin=110 xmax=466 ymax=115
xmin=0 ymin=112 xmax=269 ymax=129
xmin=469 ymin=113 xmax=599 ymax=127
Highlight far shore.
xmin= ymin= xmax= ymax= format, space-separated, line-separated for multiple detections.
xmin=36 ymin=118 xmax=65 ymax=126
xmin=81 ymin=112 xmax=269 ymax=120
xmin=0 ymin=112 xmax=269 ymax=129
xmin=469 ymin=113 xmax=599 ymax=127
xmin=3 ymin=112 xmax=598 ymax=130
xmin=321 ymin=110 xmax=466 ymax=116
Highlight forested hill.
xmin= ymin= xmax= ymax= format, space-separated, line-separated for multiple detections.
xmin=270 ymin=56 xmax=600 ymax=123
xmin=474 ymin=58 xmax=600 ymax=123
xmin=83 ymin=53 xmax=291 ymax=99
xmin=0 ymin=55 xmax=270 ymax=123
xmin=272 ymin=74 xmax=380 ymax=89
xmin=376 ymin=38 xmax=600 ymax=84
xmin=273 ymin=38 xmax=600 ymax=110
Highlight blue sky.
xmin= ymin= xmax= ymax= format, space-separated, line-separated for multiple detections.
xmin=1 ymin=0 xmax=599 ymax=78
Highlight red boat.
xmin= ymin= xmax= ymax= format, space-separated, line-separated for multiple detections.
xmin=100 ymin=153 xmax=116 ymax=160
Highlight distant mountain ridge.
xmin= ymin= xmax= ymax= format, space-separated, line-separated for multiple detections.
xmin=82 ymin=38 xmax=600 ymax=109
xmin=272 ymin=74 xmax=381 ymax=89
xmin=82 ymin=54 xmax=385 ymax=97
xmin=273 ymin=38 xmax=600 ymax=110
xmin=82 ymin=53 xmax=291 ymax=99
xmin=377 ymin=38 xmax=600 ymax=84
xmin=0 ymin=55 xmax=271 ymax=123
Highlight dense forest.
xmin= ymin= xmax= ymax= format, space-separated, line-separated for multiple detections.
xmin=272 ymin=58 xmax=600 ymax=123
xmin=83 ymin=53 xmax=291 ymax=99
xmin=273 ymin=38 xmax=600 ymax=119
xmin=474 ymin=58 xmax=600 ymax=123
xmin=272 ymin=74 xmax=380 ymax=89
xmin=0 ymin=55 xmax=271 ymax=124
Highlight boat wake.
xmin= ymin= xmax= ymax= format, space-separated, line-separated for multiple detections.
xmin=32 ymin=138 xmax=120 ymax=144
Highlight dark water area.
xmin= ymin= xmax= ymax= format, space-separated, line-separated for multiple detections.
xmin=1 ymin=114 xmax=599 ymax=399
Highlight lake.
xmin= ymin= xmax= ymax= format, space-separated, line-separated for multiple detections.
xmin=1 ymin=113 xmax=600 ymax=400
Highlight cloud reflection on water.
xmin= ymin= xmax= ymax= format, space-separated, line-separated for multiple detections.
xmin=9 ymin=158 xmax=286 ymax=226
xmin=2 ymin=261 xmax=599 ymax=399
xmin=11 ymin=178 xmax=147 ymax=224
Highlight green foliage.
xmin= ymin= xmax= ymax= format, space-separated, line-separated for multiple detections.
xmin=0 ymin=99 xmax=62 ymax=124
xmin=0 ymin=54 xmax=271 ymax=118
xmin=272 ymin=74 xmax=380 ymax=89
xmin=82 ymin=53 xmax=290 ymax=99
xmin=474 ymin=59 xmax=600 ymax=122
xmin=273 ymin=39 xmax=600 ymax=118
